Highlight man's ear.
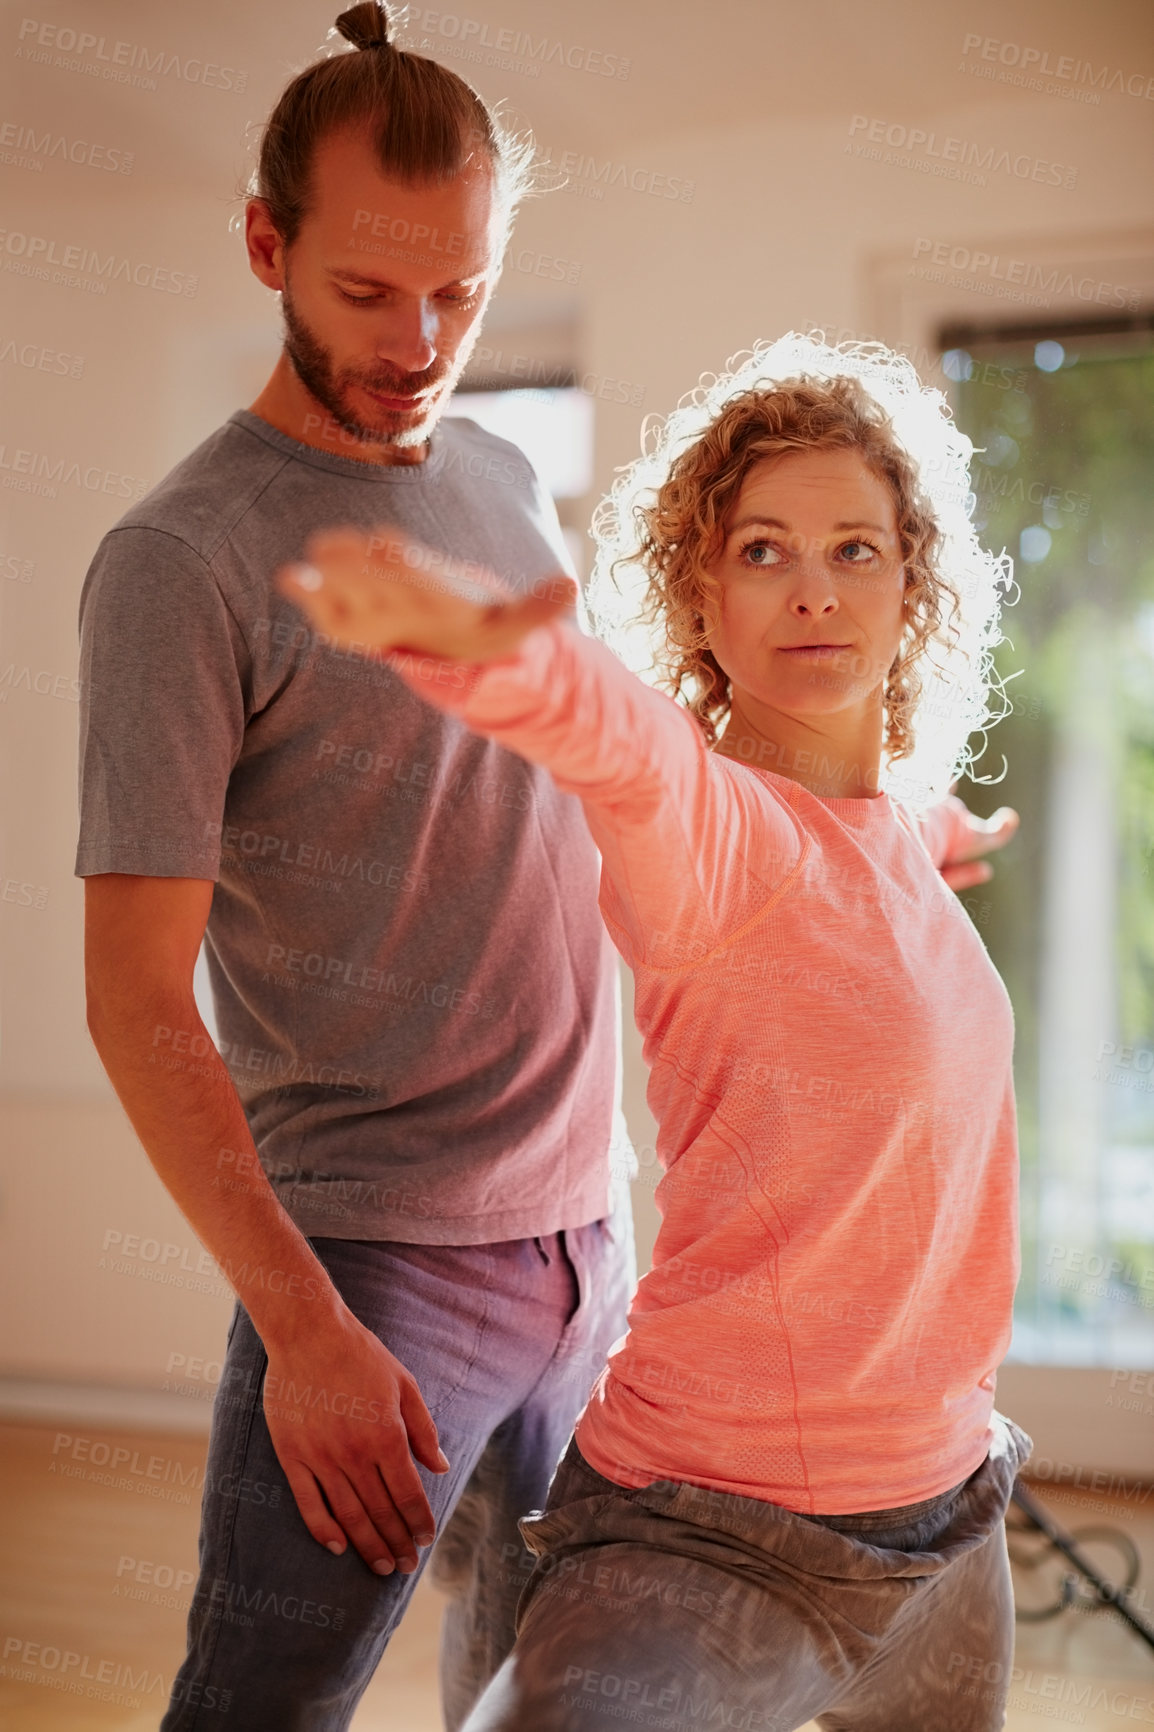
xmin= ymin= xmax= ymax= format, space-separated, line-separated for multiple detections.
xmin=245 ymin=199 xmax=287 ymax=292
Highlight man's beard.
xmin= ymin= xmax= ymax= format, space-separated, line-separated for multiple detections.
xmin=281 ymin=280 xmax=456 ymax=452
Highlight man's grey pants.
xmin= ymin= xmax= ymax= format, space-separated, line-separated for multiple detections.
xmin=463 ymin=1411 xmax=1034 ymax=1732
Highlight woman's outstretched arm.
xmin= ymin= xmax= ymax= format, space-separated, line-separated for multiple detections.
xmin=277 ymin=529 xmax=803 ymax=968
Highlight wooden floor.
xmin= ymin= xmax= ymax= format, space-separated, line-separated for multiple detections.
xmin=0 ymin=1418 xmax=1151 ymax=1729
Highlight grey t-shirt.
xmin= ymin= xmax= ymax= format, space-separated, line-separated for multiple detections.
xmin=76 ymin=408 xmax=623 ymax=1243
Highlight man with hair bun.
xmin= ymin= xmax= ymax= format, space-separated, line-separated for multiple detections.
xmin=77 ymin=5 xmax=633 ymax=1726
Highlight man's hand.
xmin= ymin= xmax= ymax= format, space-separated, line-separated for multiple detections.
xmin=278 ymin=528 xmax=576 ymax=663
xmin=939 ymin=804 xmax=1019 ymax=892
xmin=264 ymin=1310 xmax=450 ymax=1576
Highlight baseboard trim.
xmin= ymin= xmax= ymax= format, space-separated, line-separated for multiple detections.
xmin=996 ymin=1362 xmax=1154 ymax=1481
xmin=0 ymin=1377 xmax=214 ymax=1435
xmin=1 ymin=1366 xmax=1149 ymax=1470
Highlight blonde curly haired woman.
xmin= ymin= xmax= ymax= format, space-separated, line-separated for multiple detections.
xmin=281 ymin=334 xmax=1032 ymax=1731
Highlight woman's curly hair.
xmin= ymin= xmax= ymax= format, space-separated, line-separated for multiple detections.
xmin=588 ymin=333 xmax=1014 ymax=810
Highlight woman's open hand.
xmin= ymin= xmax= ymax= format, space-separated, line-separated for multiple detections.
xmin=938 ymin=804 xmax=1019 ymax=892
xmin=276 ymin=528 xmax=576 ymax=664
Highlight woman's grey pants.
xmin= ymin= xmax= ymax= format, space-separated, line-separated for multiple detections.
xmin=462 ymin=1410 xmax=1034 ymax=1732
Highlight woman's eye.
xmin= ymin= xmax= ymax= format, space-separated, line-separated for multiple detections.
xmin=839 ymin=540 xmax=877 ymax=563
xmin=740 ymin=540 xmax=781 ymax=567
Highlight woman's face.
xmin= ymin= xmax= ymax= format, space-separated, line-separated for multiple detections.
xmin=703 ymin=446 xmax=908 ymax=725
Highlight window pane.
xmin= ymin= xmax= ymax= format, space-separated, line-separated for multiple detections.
xmin=447 ymin=387 xmax=594 ymax=501
xmin=948 ymin=338 xmax=1154 ymax=1367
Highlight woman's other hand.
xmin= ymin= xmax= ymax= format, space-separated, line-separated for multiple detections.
xmin=939 ymin=804 xmax=1020 ymax=892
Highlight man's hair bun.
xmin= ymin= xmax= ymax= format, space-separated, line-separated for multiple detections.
xmin=334 ymin=2 xmax=391 ymax=50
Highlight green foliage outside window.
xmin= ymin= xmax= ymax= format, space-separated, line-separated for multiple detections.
xmin=949 ymin=340 xmax=1154 ymax=1358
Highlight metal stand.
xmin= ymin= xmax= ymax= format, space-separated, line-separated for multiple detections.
xmin=1009 ymin=1478 xmax=1154 ymax=1656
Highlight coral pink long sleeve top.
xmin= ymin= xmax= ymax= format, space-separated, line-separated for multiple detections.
xmin=395 ymin=619 xmax=1019 ymax=1513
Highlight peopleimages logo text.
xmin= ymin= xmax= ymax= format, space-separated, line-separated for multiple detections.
xmin=400 ymin=11 xmax=630 ymax=78
xmin=911 ymin=239 xmax=1140 ymax=311
xmin=961 ymin=33 xmax=1154 ymax=101
xmin=15 ymin=18 xmax=248 ymax=92
xmin=847 ymin=116 xmax=1077 ymax=188
xmin=0 ymin=227 xmax=197 ymax=295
